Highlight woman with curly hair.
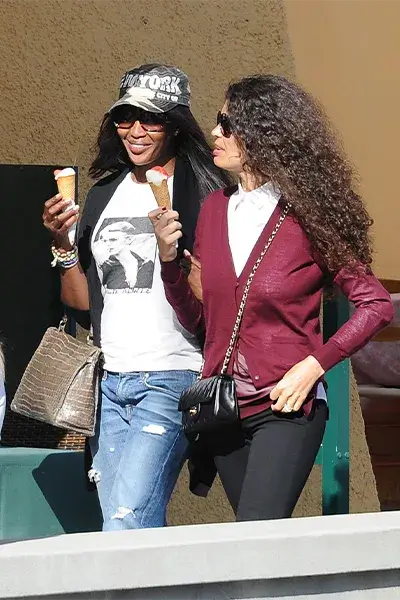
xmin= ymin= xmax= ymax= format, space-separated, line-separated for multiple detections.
xmin=151 ymin=75 xmax=394 ymax=521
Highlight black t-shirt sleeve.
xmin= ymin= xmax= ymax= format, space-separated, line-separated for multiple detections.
xmin=69 ymin=189 xmax=94 ymax=331
xmin=76 ymin=188 xmax=95 ymax=275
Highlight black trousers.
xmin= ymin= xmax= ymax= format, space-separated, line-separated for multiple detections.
xmin=213 ymin=400 xmax=328 ymax=521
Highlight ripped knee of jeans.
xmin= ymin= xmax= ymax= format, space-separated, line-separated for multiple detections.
xmin=142 ymin=424 xmax=166 ymax=435
xmin=88 ymin=468 xmax=101 ymax=484
xmin=111 ymin=506 xmax=136 ymax=521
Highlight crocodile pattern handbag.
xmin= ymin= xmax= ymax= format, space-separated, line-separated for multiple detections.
xmin=11 ymin=317 xmax=102 ymax=437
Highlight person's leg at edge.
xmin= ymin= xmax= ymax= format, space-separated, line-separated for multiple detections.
xmin=103 ymin=370 xmax=196 ymax=531
xmin=215 ymin=400 xmax=328 ymax=521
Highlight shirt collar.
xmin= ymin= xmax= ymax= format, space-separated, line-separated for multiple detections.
xmin=232 ymin=180 xmax=281 ymax=211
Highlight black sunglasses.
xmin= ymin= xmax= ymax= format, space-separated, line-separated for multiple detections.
xmin=217 ymin=111 xmax=233 ymax=138
xmin=112 ymin=108 xmax=169 ymax=132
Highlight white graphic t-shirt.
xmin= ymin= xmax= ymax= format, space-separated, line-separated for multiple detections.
xmin=91 ymin=172 xmax=202 ymax=373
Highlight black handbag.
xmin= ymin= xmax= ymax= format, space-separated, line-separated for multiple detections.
xmin=178 ymin=203 xmax=290 ymax=436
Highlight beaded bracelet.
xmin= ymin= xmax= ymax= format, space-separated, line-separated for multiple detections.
xmin=51 ymin=242 xmax=79 ymax=269
xmin=59 ymin=256 xmax=79 ymax=269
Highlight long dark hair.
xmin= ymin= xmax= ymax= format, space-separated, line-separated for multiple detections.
xmin=89 ymin=104 xmax=230 ymax=200
xmin=226 ymin=75 xmax=373 ymax=273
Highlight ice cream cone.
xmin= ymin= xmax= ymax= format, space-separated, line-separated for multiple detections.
xmin=54 ymin=168 xmax=77 ymax=244
xmin=149 ymin=179 xmax=171 ymax=209
xmin=56 ymin=174 xmax=75 ymax=201
xmin=146 ymin=167 xmax=171 ymax=210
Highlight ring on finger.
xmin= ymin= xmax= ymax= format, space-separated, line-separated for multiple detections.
xmin=156 ymin=213 xmax=162 ymax=220
xmin=282 ymin=402 xmax=293 ymax=413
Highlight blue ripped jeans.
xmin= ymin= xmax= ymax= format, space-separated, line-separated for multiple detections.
xmin=89 ymin=370 xmax=196 ymax=531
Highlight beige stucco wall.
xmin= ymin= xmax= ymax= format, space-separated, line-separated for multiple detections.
xmin=285 ymin=0 xmax=400 ymax=280
xmin=0 ymin=0 xmax=293 ymax=197
xmin=0 ymin=0 xmax=378 ymax=521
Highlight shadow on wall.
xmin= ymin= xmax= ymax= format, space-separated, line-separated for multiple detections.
xmin=32 ymin=452 xmax=102 ymax=534
xmin=0 ymin=448 xmax=102 ymax=540
xmin=323 ymin=461 xmax=350 ymax=516
xmin=0 ymin=448 xmax=102 ymax=541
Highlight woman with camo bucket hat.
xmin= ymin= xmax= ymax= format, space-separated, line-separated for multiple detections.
xmin=43 ymin=63 xmax=230 ymax=530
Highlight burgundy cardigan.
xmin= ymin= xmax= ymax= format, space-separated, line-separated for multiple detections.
xmin=161 ymin=188 xmax=394 ymax=400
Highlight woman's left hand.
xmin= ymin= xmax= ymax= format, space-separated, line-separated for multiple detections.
xmin=270 ymin=356 xmax=325 ymax=413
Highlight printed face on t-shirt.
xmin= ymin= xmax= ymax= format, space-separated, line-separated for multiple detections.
xmin=99 ymin=224 xmax=134 ymax=256
xmin=93 ymin=217 xmax=157 ymax=293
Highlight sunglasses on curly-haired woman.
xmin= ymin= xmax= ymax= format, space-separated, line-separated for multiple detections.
xmin=216 ymin=111 xmax=233 ymax=138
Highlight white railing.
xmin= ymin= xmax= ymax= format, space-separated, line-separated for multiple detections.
xmin=0 ymin=511 xmax=399 ymax=599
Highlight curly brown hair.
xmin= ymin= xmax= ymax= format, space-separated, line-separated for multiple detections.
xmin=226 ymin=75 xmax=373 ymax=273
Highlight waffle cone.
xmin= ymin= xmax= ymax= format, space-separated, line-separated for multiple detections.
xmin=56 ymin=174 xmax=75 ymax=201
xmin=149 ymin=180 xmax=171 ymax=210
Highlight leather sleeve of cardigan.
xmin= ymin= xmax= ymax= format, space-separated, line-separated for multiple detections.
xmin=160 ymin=202 xmax=206 ymax=335
xmin=311 ymin=266 xmax=394 ymax=372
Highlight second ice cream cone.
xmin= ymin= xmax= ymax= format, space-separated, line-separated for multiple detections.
xmin=149 ymin=179 xmax=171 ymax=210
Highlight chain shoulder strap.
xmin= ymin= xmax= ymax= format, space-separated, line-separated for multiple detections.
xmin=219 ymin=203 xmax=291 ymax=374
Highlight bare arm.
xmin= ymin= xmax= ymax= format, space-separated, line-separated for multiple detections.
xmin=59 ymin=262 xmax=90 ymax=310
xmin=43 ymin=192 xmax=89 ymax=311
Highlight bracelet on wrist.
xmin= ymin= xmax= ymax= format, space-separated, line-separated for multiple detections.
xmin=51 ymin=242 xmax=79 ymax=269
xmin=59 ymin=256 xmax=79 ymax=269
